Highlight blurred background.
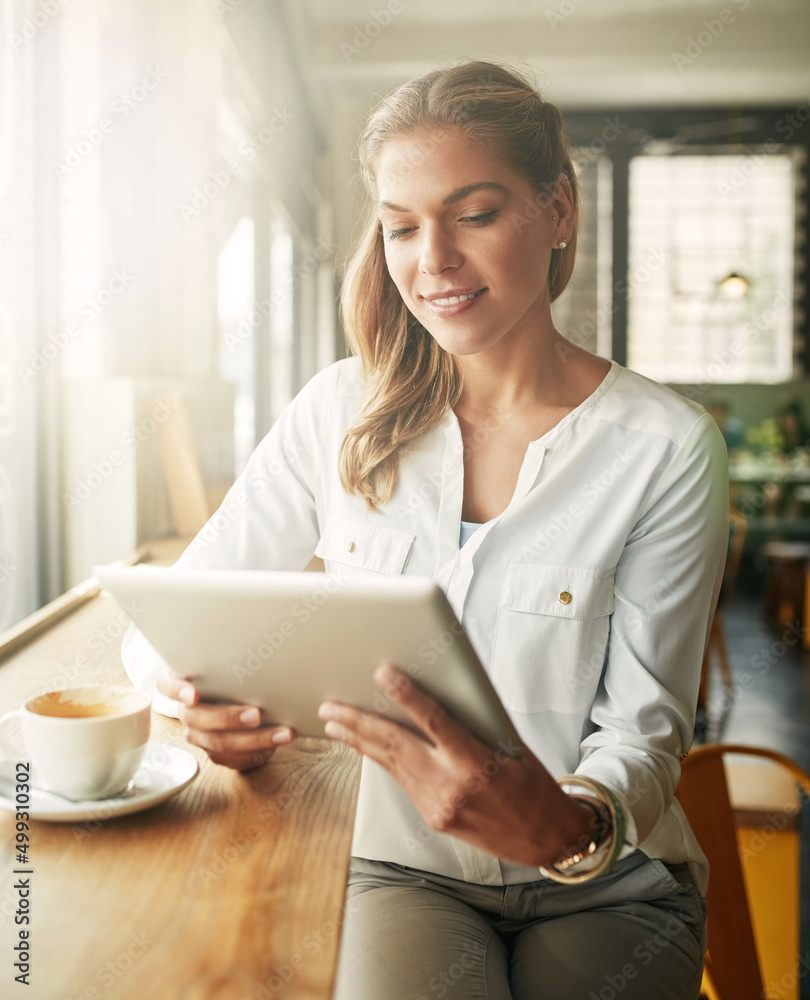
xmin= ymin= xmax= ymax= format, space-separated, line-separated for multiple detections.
xmin=1 ymin=0 xmax=809 ymax=628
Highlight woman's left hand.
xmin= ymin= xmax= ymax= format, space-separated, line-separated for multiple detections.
xmin=318 ymin=665 xmax=593 ymax=868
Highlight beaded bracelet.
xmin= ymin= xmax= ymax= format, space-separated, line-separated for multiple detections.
xmin=538 ymin=774 xmax=626 ymax=885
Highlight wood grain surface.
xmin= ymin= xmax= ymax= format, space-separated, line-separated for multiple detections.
xmin=0 ymin=579 xmax=361 ymax=1000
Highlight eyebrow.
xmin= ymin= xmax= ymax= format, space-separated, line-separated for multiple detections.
xmin=378 ymin=181 xmax=510 ymax=213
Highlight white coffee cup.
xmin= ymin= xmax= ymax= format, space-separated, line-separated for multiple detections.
xmin=0 ymin=685 xmax=151 ymax=801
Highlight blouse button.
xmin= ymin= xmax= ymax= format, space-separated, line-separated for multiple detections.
xmin=559 ymin=591 xmax=572 ymax=605
xmin=347 ymin=542 xmax=356 ymax=553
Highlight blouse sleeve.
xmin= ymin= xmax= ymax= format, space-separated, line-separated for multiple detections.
xmin=120 ymin=364 xmax=333 ymax=716
xmin=575 ymin=411 xmax=729 ymax=851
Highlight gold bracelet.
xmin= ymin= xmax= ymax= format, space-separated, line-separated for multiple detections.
xmin=538 ymin=774 xmax=625 ymax=885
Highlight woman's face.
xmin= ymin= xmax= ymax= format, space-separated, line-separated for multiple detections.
xmin=374 ymin=127 xmax=568 ymax=358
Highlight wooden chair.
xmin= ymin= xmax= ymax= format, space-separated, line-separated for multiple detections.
xmin=761 ymin=540 xmax=810 ymax=646
xmin=154 ymin=393 xmax=211 ymax=538
xmin=697 ymin=507 xmax=748 ymax=713
xmin=675 ymin=743 xmax=810 ymax=1000
xmin=153 ymin=393 xmax=325 ymax=571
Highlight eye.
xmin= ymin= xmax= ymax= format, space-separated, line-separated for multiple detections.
xmin=460 ymin=210 xmax=499 ymax=226
xmin=385 ymin=226 xmax=416 ymax=242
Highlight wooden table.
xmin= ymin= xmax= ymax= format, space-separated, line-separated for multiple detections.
xmin=0 ymin=542 xmax=360 ymax=1000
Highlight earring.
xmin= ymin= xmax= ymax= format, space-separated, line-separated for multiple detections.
xmin=558 ymin=237 xmax=567 ymax=249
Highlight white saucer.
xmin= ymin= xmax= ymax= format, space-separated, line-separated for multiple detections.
xmin=0 ymin=741 xmax=199 ymax=822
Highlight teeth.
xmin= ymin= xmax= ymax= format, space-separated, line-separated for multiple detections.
xmin=432 ymin=291 xmax=480 ymax=306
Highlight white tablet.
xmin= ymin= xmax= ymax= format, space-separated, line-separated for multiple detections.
xmin=94 ymin=564 xmax=521 ymax=751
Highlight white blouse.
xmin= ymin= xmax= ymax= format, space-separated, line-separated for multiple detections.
xmin=122 ymin=356 xmax=728 ymax=894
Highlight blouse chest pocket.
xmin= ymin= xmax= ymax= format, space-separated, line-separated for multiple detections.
xmin=314 ymin=515 xmax=415 ymax=577
xmin=492 ymin=564 xmax=615 ymax=714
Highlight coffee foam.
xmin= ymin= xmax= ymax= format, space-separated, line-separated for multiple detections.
xmin=30 ymin=692 xmax=122 ymax=719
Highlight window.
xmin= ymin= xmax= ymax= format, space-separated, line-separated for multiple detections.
xmin=551 ymin=151 xmax=613 ymax=359
xmin=218 ymin=216 xmax=255 ymax=477
xmin=627 ymin=151 xmax=800 ymax=383
xmin=269 ymin=216 xmax=295 ymax=424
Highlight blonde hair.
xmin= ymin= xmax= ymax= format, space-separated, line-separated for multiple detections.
xmin=339 ymin=60 xmax=579 ymax=510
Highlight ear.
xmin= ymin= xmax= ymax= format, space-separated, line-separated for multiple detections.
xmin=550 ymin=172 xmax=577 ymax=244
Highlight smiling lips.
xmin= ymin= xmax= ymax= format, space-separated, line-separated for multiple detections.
xmin=422 ymin=287 xmax=487 ymax=315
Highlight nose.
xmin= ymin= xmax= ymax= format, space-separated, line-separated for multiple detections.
xmin=418 ymin=223 xmax=463 ymax=276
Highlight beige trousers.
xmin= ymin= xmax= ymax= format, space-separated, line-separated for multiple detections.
xmin=333 ymin=849 xmax=707 ymax=1000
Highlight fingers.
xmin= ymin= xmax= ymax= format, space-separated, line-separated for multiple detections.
xmin=317 ymin=697 xmax=441 ymax=802
xmin=180 ymin=700 xmax=266 ymax=732
xmin=318 ymin=699 xmax=413 ymax=764
xmin=155 ymin=673 xmax=297 ymax=772
xmin=184 ymin=722 xmax=293 ymax=757
xmin=373 ymin=665 xmax=476 ymax=754
xmin=207 ymin=748 xmax=277 ymax=772
xmin=164 ymin=683 xmax=296 ymax=771
xmin=177 ymin=696 xmax=296 ymax=743
xmin=156 ymin=670 xmax=198 ymax=706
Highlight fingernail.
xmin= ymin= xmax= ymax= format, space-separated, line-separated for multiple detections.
xmin=324 ymin=721 xmax=347 ymax=740
xmin=375 ymin=668 xmax=400 ymax=699
xmin=376 ymin=665 xmax=401 ymax=692
xmin=240 ymin=707 xmax=261 ymax=726
xmin=179 ymin=684 xmax=195 ymax=705
xmin=272 ymin=728 xmax=292 ymax=744
xmin=318 ymin=703 xmax=338 ymax=720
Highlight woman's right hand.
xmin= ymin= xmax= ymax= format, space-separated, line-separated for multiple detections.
xmin=157 ymin=671 xmax=295 ymax=771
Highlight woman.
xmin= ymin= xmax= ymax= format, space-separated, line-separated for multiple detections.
xmin=123 ymin=61 xmax=728 ymax=999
